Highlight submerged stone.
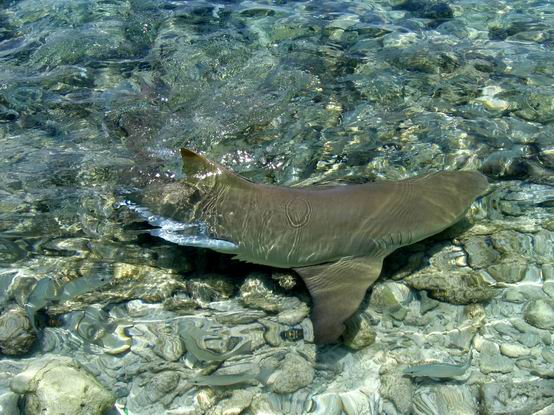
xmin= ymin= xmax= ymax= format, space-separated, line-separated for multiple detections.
xmin=524 ymin=299 xmax=554 ymax=330
xmin=481 ymin=379 xmax=554 ymax=414
xmin=479 ymin=340 xmax=514 ymax=374
xmin=10 ymin=356 xmax=115 ymax=415
xmin=463 ymin=236 xmax=500 ymax=269
xmin=404 ymin=269 xmax=496 ymax=304
xmin=499 ymin=342 xmax=531 ymax=358
xmin=486 ymin=261 xmax=527 ymax=283
xmin=265 ymin=353 xmax=314 ymax=394
xmin=210 ymin=389 xmax=255 ymax=415
xmin=379 ymin=364 xmax=414 ymax=414
xmin=271 ymin=271 xmax=297 ymax=290
xmin=343 ymin=314 xmax=376 ymax=350
xmin=412 ymin=384 xmax=477 ymax=415
xmin=239 ymin=273 xmax=297 ymax=314
xmin=369 ymin=281 xmax=412 ymax=310
xmin=0 ymin=307 xmax=36 ymax=356
xmin=0 ymin=390 xmax=19 ymax=415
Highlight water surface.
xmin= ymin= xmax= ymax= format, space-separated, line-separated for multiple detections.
xmin=1 ymin=0 xmax=554 ymax=414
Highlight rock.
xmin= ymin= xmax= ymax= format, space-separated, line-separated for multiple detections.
xmin=476 ymin=96 xmax=510 ymax=112
xmin=271 ymin=271 xmax=297 ymax=290
xmin=343 ymin=314 xmax=376 ymax=350
xmin=276 ymin=303 xmax=310 ymax=326
xmin=0 ymin=390 xmax=19 ymax=415
xmin=393 ymin=0 xmax=453 ymax=20
xmin=149 ymin=325 xmax=185 ymax=362
xmin=63 ymin=306 xmax=132 ymax=355
xmin=490 ymin=230 xmax=533 ymax=256
xmin=514 ymin=90 xmax=554 ymax=124
xmin=340 ymin=390 xmax=377 ymax=415
xmin=210 ymin=389 xmax=255 ymax=415
xmin=542 ymin=347 xmax=554 ymax=364
xmin=481 ymin=379 xmax=554 ymax=414
xmin=0 ymin=307 xmax=36 ymax=356
xmin=524 ymin=299 xmax=554 ymax=330
xmin=383 ymin=32 xmax=418 ymax=48
xmin=240 ymin=273 xmax=294 ymax=313
xmin=10 ymin=356 xmax=115 ymax=415
xmin=196 ymin=388 xmax=217 ymax=412
xmin=499 ymin=343 xmax=531 ymax=358
xmin=487 ymin=261 xmax=528 ymax=283
xmin=186 ymin=274 xmax=236 ymax=305
xmin=44 ymin=262 xmax=188 ymax=308
xmin=534 ymin=231 xmax=554 ymax=260
xmin=126 ymin=369 xmax=185 ymax=415
xmin=463 ymin=237 xmax=500 ymax=269
xmin=266 ymin=353 xmax=314 ymax=394
xmin=412 ymin=384 xmax=477 ymax=415
xmin=309 ymin=393 xmax=342 ymax=415
xmin=405 ymin=269 xmax=496 ymax=304
xmin=479 ymin=340 xmax=514 ymax=374
xmin=144 ymin=371 xmax=180 ymax=404
xmin=544 ymin=264 xmax=554 ymax=299
xmin=379 ymin=365 xmax=413 ymax=414
xmin=512 ymin=318 xmax=552 ymax=345
xmin=369 ymin=281 xmax=412 ymax=310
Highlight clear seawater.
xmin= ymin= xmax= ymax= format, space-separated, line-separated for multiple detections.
xmin=1 ymin=0 xmax=554 ymax=414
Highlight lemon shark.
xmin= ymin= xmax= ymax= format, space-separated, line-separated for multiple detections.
xmin=131 ymin=148 xmax=489 ymax=343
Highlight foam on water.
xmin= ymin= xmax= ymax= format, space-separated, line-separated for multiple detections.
xmin=120 ymin=200 xmax=239 ymax=252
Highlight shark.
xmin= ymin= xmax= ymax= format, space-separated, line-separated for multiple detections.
xmin=130 ymin=148 xmax=489 ymax=344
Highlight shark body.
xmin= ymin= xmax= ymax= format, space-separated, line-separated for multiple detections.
xmin=137 ymin=148 xmax=489 ymax=343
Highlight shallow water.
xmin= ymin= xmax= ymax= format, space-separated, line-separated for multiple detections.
xmin=1 ymin=0 xmax=554 ymax=414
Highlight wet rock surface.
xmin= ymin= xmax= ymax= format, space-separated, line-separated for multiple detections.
xmin=0 ymin=307 xmax=36 ymax=356
xmin=0 ymin=0 xmax=553 ymax=413
xmin=10 ymin=356 xmax=115 ymax=415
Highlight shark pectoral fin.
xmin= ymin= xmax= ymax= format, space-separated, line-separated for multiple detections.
xmin=294 ymin=256 xmax=384 ymax=344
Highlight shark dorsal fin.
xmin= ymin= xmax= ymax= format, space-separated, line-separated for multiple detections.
xmin=294 ymin=255 xmax=384 ymax=344
xmin=180 ymin=148 xmax=251 ymax=190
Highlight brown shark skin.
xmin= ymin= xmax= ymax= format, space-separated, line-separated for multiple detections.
xmin=143 ymin=148 xmax=489 ymax=343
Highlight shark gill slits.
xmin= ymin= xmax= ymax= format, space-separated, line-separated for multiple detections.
xmin=285 ymin=198 xmax=311 ymax=228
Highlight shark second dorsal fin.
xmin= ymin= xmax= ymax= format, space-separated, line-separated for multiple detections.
xmin=294 ymin=255 xmax=384 ymax=344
